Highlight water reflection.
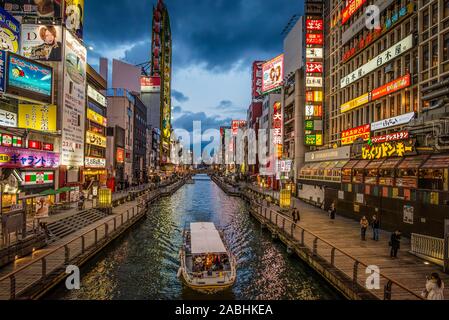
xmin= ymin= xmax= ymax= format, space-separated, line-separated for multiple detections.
xmin=47 ymin=175 xmax=341 ymax=300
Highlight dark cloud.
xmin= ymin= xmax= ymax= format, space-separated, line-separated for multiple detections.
xmin=85 ymin=0 xmax=304 ymax=70
xmin=217 ymin=100 xmax=233 ymax=109
xmin=173 ymin=112 xmax=232 ymax=132
xmin=173 ymin=106 xmax=183 ymax=114
xmin=172 ymin=90 xmax=189 ymax=103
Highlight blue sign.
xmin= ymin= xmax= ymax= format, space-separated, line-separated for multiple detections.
xmin=7 ymin=53 xmax=53 ymax=103
xmin=0 ymin=50 xmax=5 ymax=93
xmin=0 ymin=7 xmax=21 ymax=53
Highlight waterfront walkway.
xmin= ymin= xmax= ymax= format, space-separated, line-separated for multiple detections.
xmin=246 ymin=184 xmax=449 ymax=300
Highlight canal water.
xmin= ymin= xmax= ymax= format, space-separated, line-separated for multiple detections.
xmin=47 ymin=175 xmax=341 ymax=300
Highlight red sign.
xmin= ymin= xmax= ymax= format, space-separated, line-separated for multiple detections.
xmin=343 ymin=28 xmax=382 ymax=62
xmin=232 ymin=120 xmax=247 ymax=136
xmin=306 ymin=62 xmax=323 ymax=74
xmin=116 ymin=148 xmax=125 ymax=164
xmin=28 ymin=140 xmax=42 ymax=150
xmin=342 ymin=0 xmax=367 ymax=25
xmin=371 ymin=131 xmax=409 ymax=144
xmin=341 ymin=124 xmax=371 ymax=145
xmin=306 ymin=19 xmax=323 ymax=31
xmin=371 ymin=74 xmax=411 ymax=101
xmin=272 ymin=102 xmax=282 ymax=151
xmin=252 ymin=61 xmax=264 ymax=99
xmin=43 ymin=143 xmax=54 ymax=151
xmin=141 ymin=76 xmax=161 ymax=92
xmin=306 ymin=33 xmax=324 ymax=45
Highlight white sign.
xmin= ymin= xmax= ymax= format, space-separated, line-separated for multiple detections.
xmin=61 ymin=30 xmax=87 ymax=167
xmin=0 ymin=109 xmax=17 ymax=127
xmin=340 ymin=34 xmax=413 ymax=89
xmin=338 ymin=191 xmax=345 ymax=200
xmin=278 ymin=160 xmax=293 ymax=173
xmin=306 ymin=77 xmax=323 ymax=88
xmin=306 ymin=48 xmax=323 ymax=59
xmin=403 ymin=205 xmax=414 ymax=225
xmin=356 ymin=193 xmax=365 ymax=204
xmin=371 ymin=112 xmax=415 ymax=131
xmin=85 ymin=157 xmax=106 ymax=168
xmin=306 ymin=146 xmax=351 ymax=163
xmin=342 ymin=0 xmax=395 ymax=45
xmin=87 ymin=85 xmax=107 ymax=107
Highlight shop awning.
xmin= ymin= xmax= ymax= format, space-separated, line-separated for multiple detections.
xmin=421 ymin=155 xmax=449 ymax=169
xmin=353 ymin=160 xmax=371 ymax=170
xmin=381 ymin=158 xmax=404 ymax=169
xmin=300 ymin=162 xmax=322 ymax=175
xmin=365 ymin=159 xmax=386 ymax=170
xmin=334 ymin=160 xmax=349 ymax=169
xmin=342 ymin=160 xmax=360 ymax=170
xmin=398 ymin=155 xmax=430 ymax=169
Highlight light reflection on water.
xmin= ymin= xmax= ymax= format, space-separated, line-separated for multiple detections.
xmin=46 ymin=175 xmax=342 ymax=300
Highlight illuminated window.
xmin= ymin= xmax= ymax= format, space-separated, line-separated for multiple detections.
xmin=432 ymin=39 xmax=438 ymax=67
xmin=432 ymin=3 xmax=438 ymax=25
xmin=423 ymin=43 xmax=429 ymax=70
xmin=445 ymin=0 xmax=449 ymax=18
xmin=444 ymin=33 xmax=449 ymax=62
xmin=423 ymin=9 xmax=429 ymax=31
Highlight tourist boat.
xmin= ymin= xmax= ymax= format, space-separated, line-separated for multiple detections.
xmin=178 ymin=222 xmax=237 ymax=294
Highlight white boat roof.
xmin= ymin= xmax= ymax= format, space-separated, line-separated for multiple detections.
xmin=190 ymin=222 xmax=227 ymax=255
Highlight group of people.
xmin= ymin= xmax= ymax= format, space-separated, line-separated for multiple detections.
xmin=192 ymin=254 xmax=229 ymax=275
xmin=359 ymin=215 xmax=381 ymax=242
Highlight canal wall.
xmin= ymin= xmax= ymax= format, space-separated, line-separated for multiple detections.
xmin=0 ymin=178 xmax=189 ymax=300
xmin=211 ymin=175 xmax=424 ymax=301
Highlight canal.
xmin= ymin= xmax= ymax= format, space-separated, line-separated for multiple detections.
xmin=46 ymin=175 xmax=342 ymax=300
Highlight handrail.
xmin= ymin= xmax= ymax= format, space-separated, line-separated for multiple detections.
xmin=0 ymin=179 xmax=186 ymax=292
xmin=240 ymin=182 xmax=423 ymax=300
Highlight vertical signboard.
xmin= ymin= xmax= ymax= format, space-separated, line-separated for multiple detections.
xmin=64 ymin=0 xmax=84 ymax=39
xmin=61 ymin=30 xmax=86 ymax=167
xmin=305 ymin=0 xmax=324 ymax=147
xmin=252 ymin=61 xmax=264 ymax=101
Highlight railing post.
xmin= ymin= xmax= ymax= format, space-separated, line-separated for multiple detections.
xmin=95 ymin=229 xmax=98 ymax=245
xmin=121 ymin=214 xmax=124 ymax=226
xmin=127 ymin=210 xmax=130 ymax=222
xmin=291 ymin=222 xmax=294 ymax=237
xmin=282 ymin=217 xmax=285 ymax=231
xmin=275 ymin=214 xmax=278 ymax=226
xmin=81 ymin=236 xmax=85 ymax=254
xmin=301 ymin=230 xmax=305 ymax=245
xmin=105 ymin=223 xmax=109 ymax=237
xmin=313 ymin=237 xmax=318 ymax=256
xmin=331 ymin=247 xmax=336 ymax=267
xmin=64 ymin=245 xmax=70 ymax=264
xmin=353 ymin=261 xmax=360 ymax=286
xmin=384 ymin=280 xmax=393 ymax=300
xmin=10 ymin=275 xmax=16 ymax=300
xmin=114 ymin=217 xmax=117 ymax=231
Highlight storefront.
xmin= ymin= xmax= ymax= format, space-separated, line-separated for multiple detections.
xmin=396 ymin=155 xmax=429 ymax=189
xmin=418 ymin=155 xmax=449 ymax=191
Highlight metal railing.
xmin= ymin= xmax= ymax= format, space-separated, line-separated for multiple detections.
xmin=246 ymin=192 xmax=423 ymax=300
xmin=411 ymin=233 xmax=445 ymax=261
xmin=0 ymin=179 xmax=187 ymax=300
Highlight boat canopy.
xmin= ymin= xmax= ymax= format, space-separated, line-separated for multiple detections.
xmin=190 ymin=223 xmax=227 ymax=255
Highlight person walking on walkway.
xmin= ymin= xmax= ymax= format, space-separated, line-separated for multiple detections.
xmin=390 ymin=230 xmax=401 ymax=258
xmin=371 ymin=215 xmax=380 ymax=241
xmin=422 ymin=273 xmax=445 ymax=300
xmin=329 ymin=202 xmax=336 ymax=220
xmin=360 ymin=216 xmax=369 ymax=241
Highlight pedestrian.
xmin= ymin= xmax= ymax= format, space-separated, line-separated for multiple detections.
xmin=422 ymin=273 xmax=445 ymax=300
xmin=296 ymin=208 xmax=301 ymax=224
xmin=329 ymin=202 xmax=336 ymax=220
xmin=389 ymin=230 xmax=401 ymax=258
xmin=292 ymin=208 xmax=297 ymax=224
xmin=360 ymin=216 xmax=369 ymax=241
xmin=371 ymin=215 xmax=380 ymax=241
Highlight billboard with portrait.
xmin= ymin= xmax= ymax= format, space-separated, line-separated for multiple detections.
xmin=6 ymin=52 xmax=53 ymax=104
xmin=64 ymin=0 xmax=83 ymax=39
xmin=61 ymin=29 xmax=86 ymax=167
xmin=2 ymin=0 xmax=62 ymax=18
xmin=0 ymin=7 xmax=20 ymax=53
xmin=21 ymin=24 xmax=62 ymax=61
xmin=262 ymin=54 xmax=284 ymax=94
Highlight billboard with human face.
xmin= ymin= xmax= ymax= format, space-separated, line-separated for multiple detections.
xmin=21 ymin=24 xmax=63 ymax=61
xmin=2 ymin=0 xmax=62 ymax=17
xmin=64 ymin=0 xmax=84 ymax=39
xmin=262 ymin=54 xmax=284 ymax=94
xmin=0 ymin=7 xmax=20 ymax=53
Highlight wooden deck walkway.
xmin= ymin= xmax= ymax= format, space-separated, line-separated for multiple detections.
xmin=245 ymin=186 xmax=449 ymax=300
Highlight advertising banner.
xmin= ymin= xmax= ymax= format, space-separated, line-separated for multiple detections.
xmin=341 ymin=124 xmax=371 ymax=145
xmin=306 ymin=19 xmax=323 ymax=31
xmin=85 ymin=157 xmax=106 ymax=169
xmin=341 ymin=0 xmax=367 ymax=25
xmin=362 ymin=141 xmax=414 ymax=160
xmin=2 ymin=0 xmax=62 ymax=17
xmin=371 ymin=112 xmax=415 ymax=131
xmin=305 ymin=104 xmax=323 ymax=117
xmin=341 ymin=34 xmax=413 ymax=88
xmin=371 ymin=74 xmax=411 ymax=100
xmin=371 ymin=131 xmax=409 ymax=144
xmin=21 ymin=171 xmax=54 ymax=186
xmin=116 ymin=148 xmax=125 ymax=164
xmin=64 ymin=0 xmax=84 ymax=39
xmin=305 ymin=146 xmax=351 ymax=163
xmin=141 ymin=76 xmax=160 ymax=93
xmin=6 ymin=53 xmax=53 ymax=104
xmin=86 ymin=131 xmax=106 ymax=148
xmin=87 ymin=85 xmax=106 ymax=107
xmin=305 ymin=91 xmax=323 ymax=103
xmin=0 ymin=146 xmax=59 ymax=168
xmin=87 ymin=108 xmax=107 ymax=127
xmin=306 ymin=76 xmax=323 ymax=88
xmin=306 ymin=48 xmax=323 ymax=59
xmin=306 ymin=33 xmax=323 ymax=45
xmin=231 ymin=120 xmax=247 ymax=136
xmin=0 ymin=108 xmax=16 ymax=127
xmin=18 ymin=103 xmax=57 ymax=131
xmin=21 ymin=24 xmax=63 ymax=61
xmin=341 ymin=93 xmax=371 ymax=113
xmin=61 ymin=29 xmax=86 ymax=167
xmin=0 ymin=7 xmax=20 ymax=53
xmin=306 ymin=62 xmax=323 ymax=74
xmin=262 ymin=54 xmax=284 ymax=93
xmin=0 ymin=50 xmax=5 ymax=93
xmin=252 ymin=61 xmax=264 ymax=100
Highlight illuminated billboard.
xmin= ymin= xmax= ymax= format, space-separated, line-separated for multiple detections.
xmin=0 ymin=7 xmax=20 ymax=54
xmin=341 ymin=93 xmax=371 ymax=113
xmin=6 ymin=52 xmax=53 ymax=104
xmin=341 ymin=0 xmax=367 ymax=25
xmin=341 ymin=124 xmax=371 ymax=145
xmin=18 ymin=103 xmax=57 ymax=131
xmin=262 ymin=54 xmax=284 ymax=93
xmin=306 ymin=19 xmax=323 ymax=31
xmin=141 ymin=76 xmax=160 ymax=93
xmin=371 ymin=74 xmax=411 ymax=100
xmin=306 ymin=33 xmax=324 ymax=45
xmin=21 ymin=24 xmax=63 ymax=61
xmin=306 ymin=48 xmax=323 ymax=59
xmin=306 ymin=62 xmax=323 ymax=74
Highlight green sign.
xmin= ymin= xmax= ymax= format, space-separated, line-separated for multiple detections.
xmin=305 ymin=120 xmax=314 ymax=131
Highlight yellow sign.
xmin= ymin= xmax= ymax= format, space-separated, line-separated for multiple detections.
xmin=86 ymin=131 xmax=107 ymax=148
xmin=316 ymin=134 xmax=323 ymax=146
xmin=87 ymin=109 xmax=107 ymax=127
xmin=18 ymin=104 xmax=57 ymax=131
xmin=341 ymin=93 xmax=370 ymax=113
xmin=362 ymin=141 xmax=414 ymax=160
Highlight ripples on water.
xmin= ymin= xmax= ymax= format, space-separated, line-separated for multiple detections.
xmin=47 ymin=175 xmax=341 ymax=300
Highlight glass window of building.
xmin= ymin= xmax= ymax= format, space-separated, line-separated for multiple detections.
xmin=423 ymin=43 xmax=430 ymax=70
xmin=432 ymin=39 xmax=438 ymax=67
xmin=444 ymin=32 xmax=449 ymax=62
xmin=445 ymin=0 xmax=449 ymax=19
xmin=423 ymin=9 xmax=429 ymax=31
